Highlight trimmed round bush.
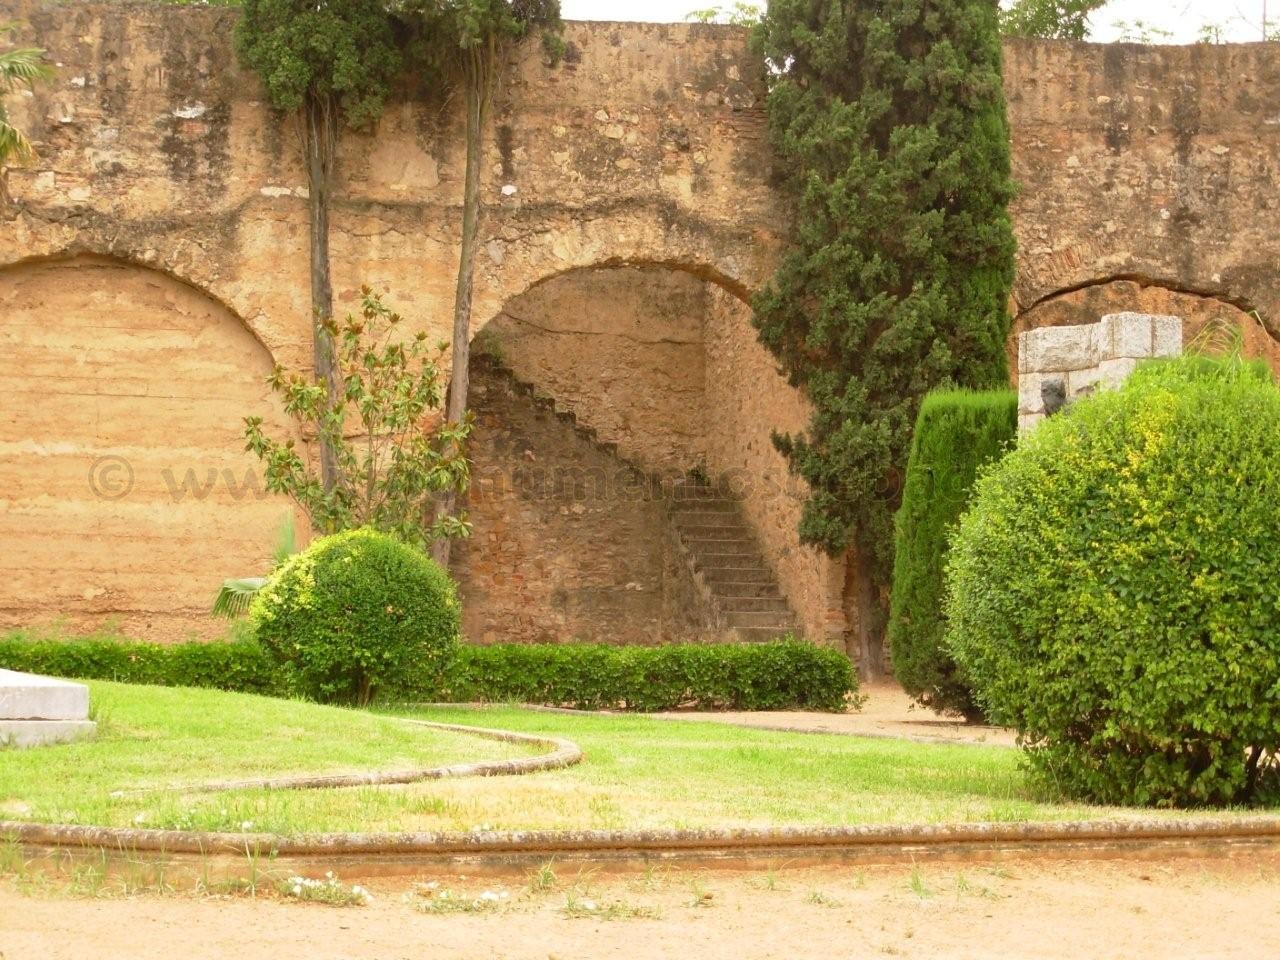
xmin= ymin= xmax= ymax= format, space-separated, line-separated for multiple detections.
xmin=251 ymin=528 xmax=460 ymax=704
xmin=945 ymin=357 xmax=1280 ymax=806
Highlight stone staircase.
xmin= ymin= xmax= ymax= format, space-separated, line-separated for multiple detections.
xmin=472 ymin=352 xmax=799 ymax=643
xmin=667 ymin=480 xmax=800 ymax=643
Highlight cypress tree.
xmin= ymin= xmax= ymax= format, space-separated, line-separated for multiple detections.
xmin=752 ymin=0 xmax=1017 ymax=656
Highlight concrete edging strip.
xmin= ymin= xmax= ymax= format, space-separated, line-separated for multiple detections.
xmin=4 ymin=816 xmax=1280 ymax=861
xmin=112 ymin=719 xmax=583 ymax=795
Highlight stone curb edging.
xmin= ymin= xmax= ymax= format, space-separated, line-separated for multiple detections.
xmin=5 ymin=816 xmax=1280 ymax=861
xmin=111 ymin=720 xmax=583 ymax=795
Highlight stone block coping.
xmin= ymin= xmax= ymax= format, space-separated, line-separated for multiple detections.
xmin=0 ymin=669 xmax=91 ymax=721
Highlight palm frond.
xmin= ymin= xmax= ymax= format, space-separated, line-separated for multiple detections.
xmin=212 ymin=577 xmax=268 ymax=619
xmin=0 ymin=113 xmax=33 ymax=162
xmin=0 ymin=48 xmax=54 ymax=87
xmin=272 ymin=514 xmax=297 ymax=567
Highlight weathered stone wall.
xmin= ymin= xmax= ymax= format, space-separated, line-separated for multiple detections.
xmin=2 ymin=1 xmax=1279 ymax=656
xmin=455 ymin=357 xmax=699 ymax=645
xmin=0 ymin=256 xmax=298 ymax=640
xmin=481 ymin=267 xmax=709 ymax=473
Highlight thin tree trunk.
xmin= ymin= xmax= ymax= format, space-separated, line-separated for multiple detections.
xmin=304 ymin=92 xmax=341 ymax=493
xmin=432 ymin=46 xmax=492 ymax=568
xmin=847 ymin=546 xmax=886 ymax=681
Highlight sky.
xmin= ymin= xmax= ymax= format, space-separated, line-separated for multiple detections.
xmin=559 ymin=0 xmax=1276 ymax=44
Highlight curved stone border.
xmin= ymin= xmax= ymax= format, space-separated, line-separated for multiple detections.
xmin=5 ymin=816 xmax=1280 ymax=863
xmin=112 ymin=720 xmax=583 ymax=795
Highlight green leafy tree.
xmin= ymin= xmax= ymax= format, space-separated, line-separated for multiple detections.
xmin=399 ymin=0 xmax=562 ymax=566
xmin=244 ymin=288 xmax=472 ymax=552
xmin=234 ymin=0 xmax=401 ymax=492
xmin=0 ymin=23 xmax=54 ymax=169
xmin=999 ymin=0 xmax=1105 ymax=40
xmin=752 ymin=0 xmax=1017 ymax=667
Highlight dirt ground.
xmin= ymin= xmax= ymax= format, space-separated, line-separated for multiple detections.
xmin=655 ymin=681 xmax=1016 ymax=746
xmin=3 ymin=852 xmax=1277 ymax=960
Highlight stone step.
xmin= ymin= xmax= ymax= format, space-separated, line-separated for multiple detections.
xmin=699 ymin=566 xmax=774 ymax=583
xmin=669 ymin=499 xmax=737 ymax=513
xmin=684 ymin=542 xmax=759 ymax=560
xmin=671 ymin=515 xmax=749 ymax=532
xmin=708 ymin=581 xmax=783 ymax=599
xmin=668 ymin=483 xmax=724 ymax=500
xmin=726 ymin=609 xmax=798 ymax=630
xmin=733 ymin=626 xmax=798 ymax=643
xmin=714 ymin=596 xmax=792 ymax=613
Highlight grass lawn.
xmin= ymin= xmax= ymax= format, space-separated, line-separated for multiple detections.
xmin=0 ymin=682 xmax=533 ymax=834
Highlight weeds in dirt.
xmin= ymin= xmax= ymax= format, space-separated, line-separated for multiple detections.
xmin=527 ymin=861 xmax=558 ymax=894
xmin=561 ymin=888 xmax=660 ymax=921
xmin=687 ymin=876 xmax=716 ymax=908
xmin=805 ymin=889 xmax=843 ymax=908
xmin=279 ymin=872 xmax=373 ymax=907
xmin=908 ymin=865 xmax=933 ymax=900
xmin=411 ymin=880 xmax=510 ymax=914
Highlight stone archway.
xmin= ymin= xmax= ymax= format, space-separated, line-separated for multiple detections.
xmin=1011 ymin=277 xmax=1280 ymax=379
xmin=0 ymin=255 xmax=298 ymax=641
xmin=453 ymin=263 xmax=847 ymax=651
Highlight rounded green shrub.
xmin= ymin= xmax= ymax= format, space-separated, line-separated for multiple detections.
xmin=945 ymin=357 xmax=1280 ymax=807
xmin=888 ymin=389 xmax=1016 ymax=719
xmin=251 ymin=528 xmax=460 ymax=704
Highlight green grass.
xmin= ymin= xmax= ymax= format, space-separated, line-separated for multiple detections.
xmin=0 ymin=681 xmax=532 ymax=834
xmin=0 ymin=685 xmax=1262 ymax=837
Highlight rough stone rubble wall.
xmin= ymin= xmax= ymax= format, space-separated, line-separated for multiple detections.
xmin=2 ymin=1 xmax=1279 ymax=655
xmin=1017 ymin=312 xmax=1183 ymax=433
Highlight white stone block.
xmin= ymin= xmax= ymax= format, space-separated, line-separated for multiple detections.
xmin=1096 ymin=356 xmax=1140 ymax=387
xmin=0 ymin=669 xmax=90 ymax=720
xmin=1018 ymin=372 xmax=1046 ymax=415
xmin=1018 ymin=413 xmax=1041 ymax=436
xmin=1022 ymin=323 xmax=1099 ymax=373
xmin=1066 ymin=364 xmax=1107 ymax=398
xmin=1017 ymin=330 xmax=1031 ymax=374
xmin=0 ymin=719 xmax=97 ymax=748
xmin=1103 ymin=312 xmax=1155 ymax=359
xmin=1152 ymin=315 xmax=1183 ymax=357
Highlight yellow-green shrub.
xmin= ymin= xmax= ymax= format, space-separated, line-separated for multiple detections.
xmin=946 ymin=357 xmax=1280 ymax=806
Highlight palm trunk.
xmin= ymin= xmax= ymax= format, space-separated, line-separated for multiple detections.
xmin=304 ymin=92 xmax=341 ymax=493
xmin=432 ymin=45 xmax=493 ymax=568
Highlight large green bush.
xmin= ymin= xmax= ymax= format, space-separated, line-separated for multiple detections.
xmin=251 ymin=528 xmax=461 ymax=704
xmin=888 ymin=389 xmax=1016 ymax=718
xmin=946 ymin=357 xmax=1280 ymax=806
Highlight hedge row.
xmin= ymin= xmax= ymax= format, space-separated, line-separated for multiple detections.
xmin=0 ymin=633 xmax=856 ymax=713
xmin=887 ymin=388 xmax=1016 ymax=718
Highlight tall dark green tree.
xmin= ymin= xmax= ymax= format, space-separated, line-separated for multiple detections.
xmin=235 ymin=0 xmax=401 ymax=492
xmin=753 ymin=0 xmax=1016 ymax=668
xmin=400 ymin=0 xmax=561 ymax=567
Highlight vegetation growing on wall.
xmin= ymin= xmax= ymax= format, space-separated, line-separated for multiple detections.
xmin=999 ymin=0 xmax=1106 ymax=40
xmin=887 ymin=389 xmax=1015 ymax=718
xmin=234 ymin=0 xmax=401 ymax=492
xmin=752 ymin=0 xmax=1017 ymax=647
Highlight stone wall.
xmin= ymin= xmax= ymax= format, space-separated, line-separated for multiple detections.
xmin=1017 ymin=312 xmax=1183 ymax=433
xmin=481 ymin=267 xmax=709 ymax=474
xmin=0 ymin=256 xmax=298 ymax=640
xmin=455 ymin=357 xmax=699 ymax=645
xmin=2 ymin=1 xmax=1279 ymax=658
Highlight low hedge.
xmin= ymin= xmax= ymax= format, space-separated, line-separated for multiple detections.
xmin=0 ymin=632 xmax=856 ymax=713
xmin=438 ymin=639 xmax=857 ymax=712
xmin=887 ymin=388 xmax=1016 ymax=718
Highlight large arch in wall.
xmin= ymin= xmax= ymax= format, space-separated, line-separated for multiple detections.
xmin=454 ymin=260 xmax=848 ymax=652
xmin=1011 ymin=275 xmax=1280 ymax=377
xmin=0 ymin=254 xmax=299 ymax=641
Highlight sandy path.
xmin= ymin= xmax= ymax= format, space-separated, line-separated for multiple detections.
xmin=3 ymin=854 xmax=1277 ymax=960
xmin=655 ymin=682 xmax=1016 ymax=746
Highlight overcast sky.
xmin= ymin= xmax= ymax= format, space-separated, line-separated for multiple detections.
xmin=560 ymin=0 xmax=1275 ymax=44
